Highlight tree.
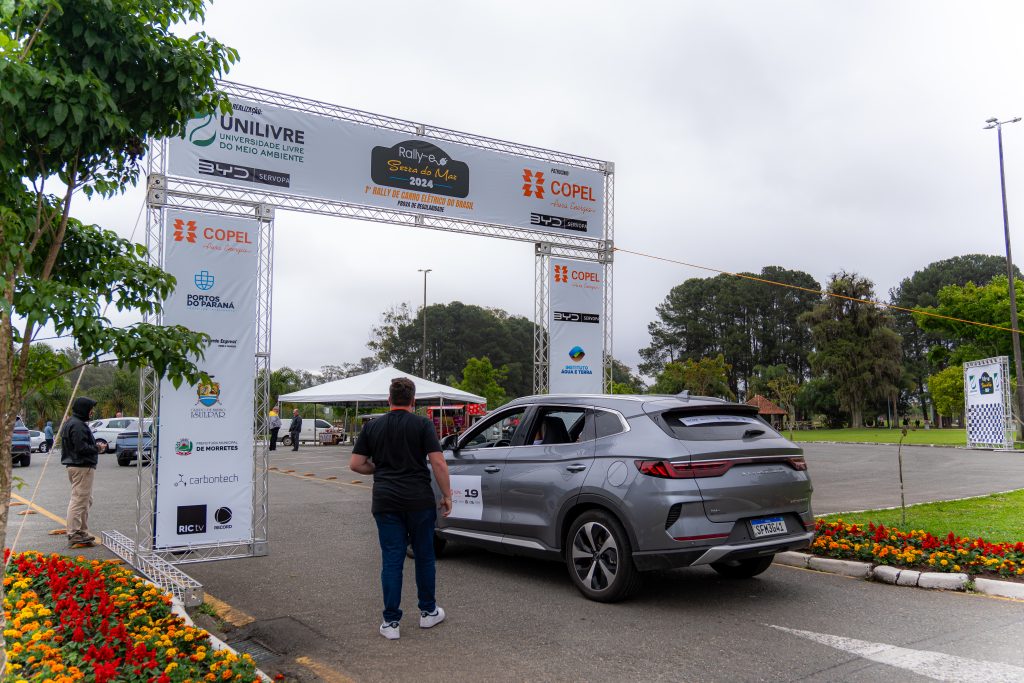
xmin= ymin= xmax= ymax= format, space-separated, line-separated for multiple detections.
xmin=914 ymin=276 xmax=1022 ymax=367
xmin=609 ymin=358 xmax=645 ymax=393
xmin=795 ymin=377 xmax=844 ymax=427
xmin=653 ymin=355 xmax=736 ymax=399
xmin=369 ymin=301 xmax=535 ymax=397
xmin=890 ymin=254 xmax=1015 ymax=421
xmin=927 ymin=365 xmax=964 ymax=424
xmin=452 ymin=357 xmax=508 ymax=408
xmin=94 ymin=368 xmax=141 ymax=417
xmin=749 ymin=364 xmax=799 ymax=435
xmin=801 ymin=271 xmax=903 ymax=428
xmin=320 ymin=357 xmax=379 ymax=382
xmin=266 ymin=366 xmax=320 ymax=407
xmin=0 ymin=0 xmax=237 ymax=630
xmin=19 ymin=343 xmax=72 ymax=426
xmin=640 ymin=267 xmax=820 ymax=397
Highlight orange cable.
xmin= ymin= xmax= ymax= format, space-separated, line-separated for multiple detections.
xmin=613 ymin=246 xmax=1018 ymax=334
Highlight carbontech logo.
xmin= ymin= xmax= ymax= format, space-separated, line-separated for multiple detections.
xmin=569 ymin=346 xmax=586 ymax=362
xmin=185 ymin=113 xmax=216 ymax=147
xmin=194 ymin=270 xmax=215 ymax=291
xmin=522 ymin=169 xmax=545 ymax=198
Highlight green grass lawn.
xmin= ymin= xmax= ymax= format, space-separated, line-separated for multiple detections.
xmin=817 ymin=489 xmax=1024 ymax=543
xmin=788 ymin=427 xmax=966 ymax=446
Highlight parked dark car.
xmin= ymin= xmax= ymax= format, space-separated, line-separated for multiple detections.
xmin=116 ymin=420 xmax=154 ymax=467
xmin=11 ymin=418 xmax=31 ymax=467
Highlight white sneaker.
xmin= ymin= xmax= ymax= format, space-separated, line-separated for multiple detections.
xmin=419 ymin=606 xmax=446 ymax=629
xmin=379 ymin=621 xmax=400 ymax=640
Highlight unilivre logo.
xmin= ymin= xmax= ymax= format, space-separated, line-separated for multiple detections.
xmin=554 ymin=265 xmax=568 ymax=283
xmin=173 ymin=219 xmax=198 ymax=243
xmin=522 ymin=169 xmax=545 ymax=198
xmin=185 ymin=113 xmax=216 ymax=147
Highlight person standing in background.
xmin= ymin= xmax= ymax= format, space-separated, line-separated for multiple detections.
xmin=61 ymin=397 xmax=106 ymax=548
xmin=268 ymin=407 xmax=282 ymax=451
xmin=289 ymin=409 xmax=302 ymax=452
xmin=43 ymin=420 xmax=54 ymax=452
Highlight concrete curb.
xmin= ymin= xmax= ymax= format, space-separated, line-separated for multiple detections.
xmin=170 ymin=597 xmax=273 ymax=683
xmin=778 ymin=552 xmax=1022 ymax=598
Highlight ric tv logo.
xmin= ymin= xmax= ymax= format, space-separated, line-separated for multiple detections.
xmin=172 ymin=218 xmax=252 ymax=246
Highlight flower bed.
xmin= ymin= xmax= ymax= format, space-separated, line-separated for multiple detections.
xmin=3 ymin=551 xmax=261 ymax=683
xmin=812 ymin=520 xmax=1024 ymax=577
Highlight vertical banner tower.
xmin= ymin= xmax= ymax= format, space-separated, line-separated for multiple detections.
xmin=964 ymin=356 xmax=1014 ymax=450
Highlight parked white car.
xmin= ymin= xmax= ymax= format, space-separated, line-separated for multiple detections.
xmin=281 ymin=417 xmax=337 ymax=446
xmin=28 ymin=430 xmax=48 ymax=452
xmin=90 ymin=417 xmax=140 ymax=453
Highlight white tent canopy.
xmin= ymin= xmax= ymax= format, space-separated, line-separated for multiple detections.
xmin=277 ymin=366 xmax=486 ymax=404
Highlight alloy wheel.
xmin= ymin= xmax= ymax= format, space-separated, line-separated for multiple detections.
xmin=571 ymin=521 xmax=619 ymax=592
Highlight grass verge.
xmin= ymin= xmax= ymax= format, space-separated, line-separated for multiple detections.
xmin=789 ymin=427 xmax=966 ymax=446
xmin=817 ymin=488 xmax=1024 ymax=543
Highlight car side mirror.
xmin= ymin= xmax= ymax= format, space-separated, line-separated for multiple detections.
xmin=440 ymin=434 xmax=459 ymax=451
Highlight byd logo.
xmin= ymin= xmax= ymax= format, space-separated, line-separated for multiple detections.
xmin=172 ymin=218 xmax=252 ymax=245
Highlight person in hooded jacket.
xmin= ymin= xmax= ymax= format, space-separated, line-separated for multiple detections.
xmin=60 ymin=397 xmax=106 ymax=548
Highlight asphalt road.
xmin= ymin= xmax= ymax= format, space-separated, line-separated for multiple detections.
xmin=8 ymin=442 xmax=1024 ymax=682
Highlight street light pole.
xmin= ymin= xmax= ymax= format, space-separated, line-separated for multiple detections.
xmin=984 ymin=116 xmax=1023 ymax=438
xmin=417 ymin=268 xmax=432 ymax=378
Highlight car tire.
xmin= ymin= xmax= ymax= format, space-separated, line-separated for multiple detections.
xmin=95 ymin=439 xmax=109 ymax=453
xmin=281 ymin=435 xmax=292 ymax=447
xmin=39 ymin=442 xmax=49 ymax=453
xmin=710 ymin=555 xmax=774 ymax=579
xmin=19 ymin=455 xmax=31 ymax=467
xmin=565 ymin=510 xmax=641 ymax=603
xmin=118 ymin=457 xmax=132 ymax=467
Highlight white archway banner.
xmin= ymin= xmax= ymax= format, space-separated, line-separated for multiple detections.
xmin=167 ymin=96 xmax=605 ymax=239
xmin=154 ymin=209 xmax=259 ymax=548
xmin=549 ymin=257 xmax=604 ymax=393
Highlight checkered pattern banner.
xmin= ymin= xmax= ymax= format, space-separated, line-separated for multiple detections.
xmin=967 ymin=403 xmax=1007 ymax=445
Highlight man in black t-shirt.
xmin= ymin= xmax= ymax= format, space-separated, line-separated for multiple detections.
xmin=350 ymin=377 xmax=452 ymax=641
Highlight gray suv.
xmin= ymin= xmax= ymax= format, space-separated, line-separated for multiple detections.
xmin=435 ymin=394 xmax=814 ymax=602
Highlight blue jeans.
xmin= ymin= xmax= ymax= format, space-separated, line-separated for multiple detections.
xmin=373 ymin=507 xmax=437 ymax=623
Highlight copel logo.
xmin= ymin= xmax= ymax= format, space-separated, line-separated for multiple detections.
xmin=522 ymin=169 xmax=545 ymax=198
xmin=172 ymin=218 xmax=252 ymax=246
xmin=176 ymin=504 xmax=207 ymax=535
xmin=173 ymin=219 xmax=197 ymax=243
xmin=555 ymin=266 xmax=601 ymax=285
xmin=522 ymin=168 xmax=596 ymax=202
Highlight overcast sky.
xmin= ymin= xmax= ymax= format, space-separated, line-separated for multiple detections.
xmin=65 ymin=0 xmax=1024 ymax=379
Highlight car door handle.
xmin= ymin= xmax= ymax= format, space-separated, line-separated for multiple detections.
xmin=484 ymin=466 xmax=501 ymax=473
xmin=566 ymin=464 xmax=587 ymax=473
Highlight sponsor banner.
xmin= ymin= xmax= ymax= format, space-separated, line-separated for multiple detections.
xmin=167 ymin=97 xmax=606 ymax=239
xmin=964 ymin=357 xmax=1011 ymax=447
xmin=549 ymin=258 xmax=604 ymax=394
xmin=155 ymin=210 xmax=258 ymax=548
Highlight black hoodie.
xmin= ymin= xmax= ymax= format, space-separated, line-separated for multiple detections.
xmin=61 ymin=397 xmax=99 ymax=467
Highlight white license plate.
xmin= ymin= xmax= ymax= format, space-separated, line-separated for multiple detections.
xmin=750 ymin=516 xmax=787 ymax=538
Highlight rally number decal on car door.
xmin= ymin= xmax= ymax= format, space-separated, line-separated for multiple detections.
xmin=449 ymin=475 xmax=483 ymax=521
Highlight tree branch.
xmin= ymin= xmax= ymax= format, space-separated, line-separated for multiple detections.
xmin=18 ymin=4 xmax=53 ymax=62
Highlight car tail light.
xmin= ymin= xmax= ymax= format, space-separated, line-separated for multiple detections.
xmin=635 ymin=459 xmax=733 ymax=479
xmin=786 ymin=456 xmax=807 ymax=471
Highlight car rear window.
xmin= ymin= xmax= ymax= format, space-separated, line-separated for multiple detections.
xmin=660 ymin=411 xmax=779 ymax=441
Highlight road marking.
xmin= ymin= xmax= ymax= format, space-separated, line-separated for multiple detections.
xmin=769 ymin=625 xmax=1024 ymax=681
xmin=271 ymin=468 xmax=370 ymax=491
xmin=11 ymin=493 xmax=67 ymax=526
xmin=294 ymin=656 xmax=357 ymax=683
